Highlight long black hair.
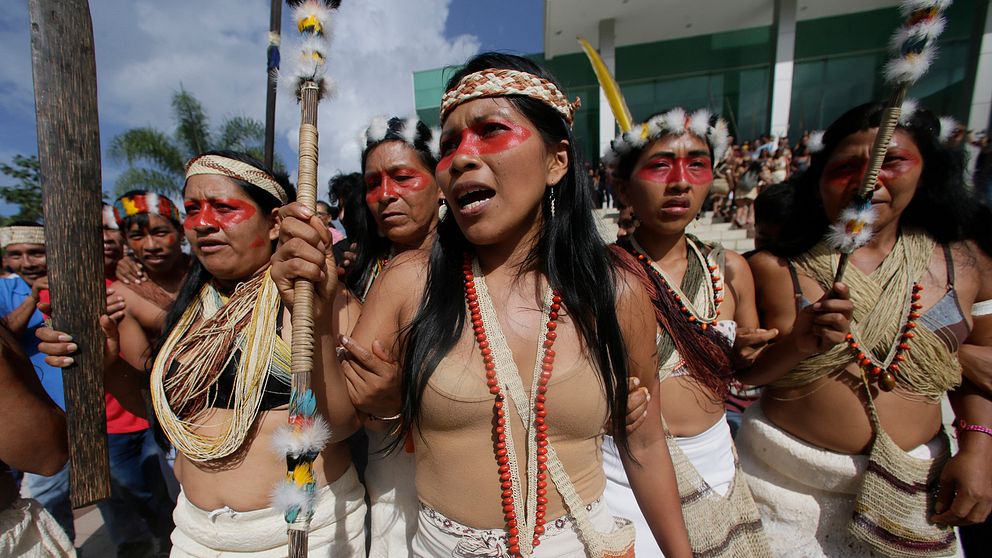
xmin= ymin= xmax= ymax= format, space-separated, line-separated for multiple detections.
xmin=343 ymin=117 xmax=438 ymax=299
xmin=398 ymin=52 xmax=633 ymax=452
xmin=149 ymin=150 xmax=295 ymax=368
xmin=769 ymin=102 xmax=991 ymax=258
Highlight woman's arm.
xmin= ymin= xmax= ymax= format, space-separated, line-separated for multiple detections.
xmin=726 ymin=251 xmax=778 ymax=369
xmin=615 ymin=271 xmax=692 ymax=558
xmin=739 ymin=251 xmax=853 ymax=385
xmin=935 ymin=244 xmax=992 ymax=525
xmin=0 ymin=326 xmax=67 ymax=475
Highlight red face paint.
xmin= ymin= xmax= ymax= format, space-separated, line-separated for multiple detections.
xmin=823 ymin=150 xmax=920 ymax=190
xmin=183 ymin=198 xmax=258 ymax=230
xmin=249 ymin=236 xmax=266 ymax=249
xmin=634 ymin=156 xmax=713 ymax=186
xmin=364 ymin=167 xmax=432 ymax=206
xmin=436 ymin=119 xmax=532 ymax=173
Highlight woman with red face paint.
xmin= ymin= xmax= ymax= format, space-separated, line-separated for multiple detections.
xmin=271 ymin=53 xmax=691 ymax=557
xmin=38 ymin=151 xmax=367 ymax=557
xmin=600 ymin=108 xmax=773 ymax=557
xmin=331 ymin=116 xmax=443 ymax=558
xmin=738 ymin=102 xmax=992 ymax=557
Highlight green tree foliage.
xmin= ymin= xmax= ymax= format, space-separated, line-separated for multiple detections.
xmin=0 ymin=155 xmax=43 ymax=225
xmin=109 ymin=87 xmax=278 ymax=197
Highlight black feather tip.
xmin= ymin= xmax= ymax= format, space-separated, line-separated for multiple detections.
xmin=286 ymin=0 xmax=341 ymax=8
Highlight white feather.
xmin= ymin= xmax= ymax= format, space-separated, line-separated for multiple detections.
xmin=899 ymin=0 xmax=952 ymax=17
xmin=103 ymin=206 xmax=118 ymax=230
xmin=612 ymin=137 xmax=632 ymax=155
xmin=644 ymin=116 xmax=664 ymax=139
xmin=400 ymin=117 xmax=419 ymax=146
xmin=889 ymin=17 xmax=945 ymax=54
xmin=276 ymin=36 xmax=330 ymax=99
xmin=899 ymin=98 xmax=919 ymax=125
xmin=807 ymin=130 xmax=826 ymax=153
xmin=938 ymin=116 xmax=958 ymax=144
xmin=709 ymin=119 xmax=730 ymax=163
xmin=145 ymin=192 xmax=160 ymax=216
xmin=826 ymin=205 xmax=877 ymax=253
xmin=365 ymin=116 xmax=390 ymax=145
xmin=270 ymin=481 xmax=314 ymax=517
xmin=625 ymin=129 xmax=646 ymax=149
xmin=428 ymin=127 xmax=442 ymax=160
xmin=661 ymin=108 xmax=686 ymax=135
xmin=884 ymin=45 xmax=935 ymax=84
xmin=688 ymin=109 xmax=711 ymax=139
xmin=272 ymin=415 xmax=331 ymax=458
xmin=292 ymin=2 xmax=334 ymax=39
xmin=601 ymin=149 xmax=617 ymax=166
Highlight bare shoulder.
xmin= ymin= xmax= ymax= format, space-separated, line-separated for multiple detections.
xmin=746 ymin=249 xmax=789 ymax=279
xmin=362 ymin=248 xmax=431 ymax=328
xmin=950 ymin=241 xmax=992 ymax=302
xmin=725 ymin=249 xmax=753 ymax=283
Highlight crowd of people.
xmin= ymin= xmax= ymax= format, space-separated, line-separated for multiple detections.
xmin=0 ymin=51 xmax=990 ymax=558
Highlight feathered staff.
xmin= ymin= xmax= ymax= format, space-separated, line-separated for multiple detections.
xmin=578 ymin=36 xmax=633 ymax=134
xmin=273 ymin=1 xmax=340 ymax=557
xmin=828 ymin=0 xmax=951 ymax=283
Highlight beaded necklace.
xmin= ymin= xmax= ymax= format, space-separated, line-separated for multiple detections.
xmin=462 ymin=254 xmax=559 ymax=557
xmin=628 ymin=235 xmax=723 ymax=330
xmin=846 ymin=281 xmax=923 ymax=392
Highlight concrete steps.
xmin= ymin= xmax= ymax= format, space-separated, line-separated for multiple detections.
xmin=593 ymin=209 xmax=755 ymax=253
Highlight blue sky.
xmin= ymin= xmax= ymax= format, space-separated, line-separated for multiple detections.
xmin=0 ymin=0 xmax=543 ymax=217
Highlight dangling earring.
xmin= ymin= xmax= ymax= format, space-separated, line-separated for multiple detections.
xmin=549 ymin=187 xmax=557 ymax=219
xmin=438 ymin=199 xmax=448 ymax=221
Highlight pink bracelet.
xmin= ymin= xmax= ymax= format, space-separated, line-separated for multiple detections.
xmin=955 ymin=419 xmax=992 ymax=438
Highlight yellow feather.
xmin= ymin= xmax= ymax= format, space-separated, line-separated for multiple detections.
xmin=577 ymin=36 xmax=633 ymax=133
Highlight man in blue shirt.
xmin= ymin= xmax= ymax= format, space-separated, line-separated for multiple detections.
xmin=0 ymin=223 xmax=76 ymax=545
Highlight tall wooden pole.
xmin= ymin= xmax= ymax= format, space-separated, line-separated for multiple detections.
xmin=264 ymin=0 xmax=282 ymax=169
xmin=27 ymin=0 xmax=110 ymax=507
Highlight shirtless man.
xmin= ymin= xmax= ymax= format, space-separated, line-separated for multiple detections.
xmin=110 ymin=191 xmax=189 ymax=364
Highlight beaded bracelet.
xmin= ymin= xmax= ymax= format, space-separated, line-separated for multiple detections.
xmin=955 ymin=419 xmax=992 ymax=438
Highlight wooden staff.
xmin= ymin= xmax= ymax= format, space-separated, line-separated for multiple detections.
xmin=279 ymin=2 xmax=340 ymax=556
xmin=264 ymin=0 xmax=282 ymax=169
xmin=830 ymin=0 xmax=950 ymax=284
xmin=27 ymin=0 xmax=110 ymax=507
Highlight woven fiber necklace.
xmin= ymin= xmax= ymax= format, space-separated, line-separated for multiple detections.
xmin=463 ymin=254 xmax=559 ymax=557
xmin=628 ymin=235 xmax=723 ymax=330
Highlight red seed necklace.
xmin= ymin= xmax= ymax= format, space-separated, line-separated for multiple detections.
xmin=846 ymin=282 xmax=923 ymax=391
xmin=462 ymin=254 xmax=560 ymax=557
xmin=628 ymin=235 xmax=722 ymax=330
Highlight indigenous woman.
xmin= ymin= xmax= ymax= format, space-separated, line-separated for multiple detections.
xmin=601 ymin=108 xmax=773 ymax=557
xmin=740 ymin=102 xmax=992 ymax=557
xmin=272 ymin=53 xmax=692 ymax=557
xmin=337 ymin=116 xmax=442 ymax=558
xmin=40 ymin=151 xmax=366 ymax=557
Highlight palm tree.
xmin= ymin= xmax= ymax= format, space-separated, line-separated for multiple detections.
xmin=109 ymin=88 xmax=278 ymax=196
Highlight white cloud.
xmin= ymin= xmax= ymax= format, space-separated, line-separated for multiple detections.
xmin=1 ymin=0 xmax=478 ymax=199
xmin=278 ymin=0 xmax=479 ymax=194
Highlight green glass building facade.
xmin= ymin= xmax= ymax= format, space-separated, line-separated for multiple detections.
xmin=414 ymin=0 xmax=987 ymax=162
